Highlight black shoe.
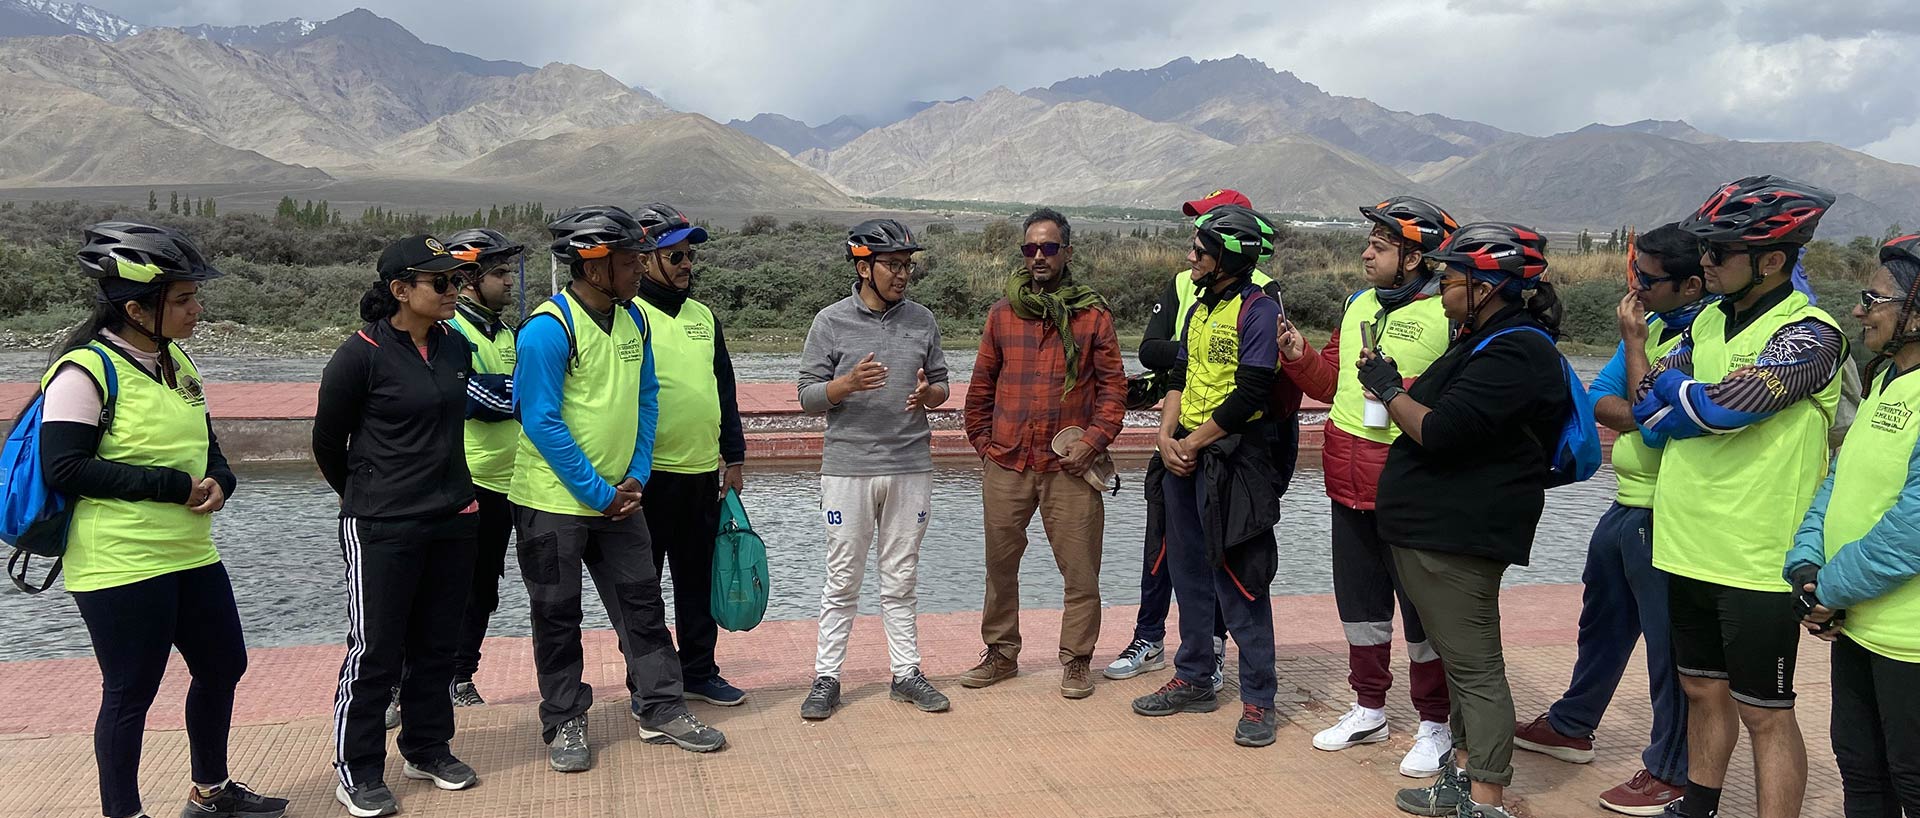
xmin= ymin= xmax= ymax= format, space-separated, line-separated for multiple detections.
xmin=1234 ymin=704 xmax=1277 ymax=747
xmin=639 ymin=713 xmax=727 ymax=753
xmin=890 ymin=669 xmax=951 ymax=712
xmin=450 ymin=681 xmax=484 ymax=707
xmin=181 ymin=780 xmax=289 ymax=817
xmin=800 ymin=676 xmax=841 ymax=720
xmin=547 ymin=714 xmax=591 ymax=773
xmin=1131 ymin=678 xmax=1219 ymax=717
xmin=1395 ymin=764 xmax=1467 ymax=817
xmin=403 ymin=756 xmax=478 ymax=791
xmin=334 ymin=782 xmax=397 ymax=818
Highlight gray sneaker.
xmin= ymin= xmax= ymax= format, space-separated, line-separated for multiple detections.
xmin=640 ymin=713 xmax=726 ymax=753
xmin=1212 ymin=636 xmax=1227 ymax=693
xmin=890 ymin=669 xmax=951 ymax=712
xmin=383 ymin=687 xmax=400 ymax=731
xmin=1395 ymin=763 xmax=1468 ymax=817
xmin=800 ymin=676 xmax=841 ymax=720
xmin=1103 ymin=638 xmax=1165 ymax=680
xmin=450 ymin=681 xmax=484 ymax=708
xmin=335 ymin=782 xmax=397 ymax=818
xmin=1462 ymin=801 xmax=1516 ymax=818
xmin=547 ymin=714 xmax=591 ymax=773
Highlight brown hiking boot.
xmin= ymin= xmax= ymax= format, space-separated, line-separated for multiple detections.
xmin=1061 ymin=658 xmax=1094 ymax=699
xmin=958 ymin=646 xmax=1018 ymax=688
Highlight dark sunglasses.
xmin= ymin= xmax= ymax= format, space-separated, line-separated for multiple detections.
xmin=1020 ymin=242 xmax=1064 ymax=258
xmin=658 ymin=248 xmax=697 ymax=265
xmin=1635 ymin=271 xmax=1684 ymax=290
xmin=1698 ymin=240 xmax=1743 ymax=266
xmin=1190 ymin=243 xmax=1213 ymax=258
xmin=408 ymin=271 xmax=467 ymax=294
xmin=1860 ymin=289 xmax=1901 ymax=310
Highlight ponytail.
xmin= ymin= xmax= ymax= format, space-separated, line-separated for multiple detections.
xmin=49 ymin=284 xmax=162 ymax=364
xmin=1524 ymin=281 xmax=1565 ymax=337
xmin=359 ymin=280 xmax=399 ymax=322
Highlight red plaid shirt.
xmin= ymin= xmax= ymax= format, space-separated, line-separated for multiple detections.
xmin=964 ymin=298 xmax=1127 ymax=472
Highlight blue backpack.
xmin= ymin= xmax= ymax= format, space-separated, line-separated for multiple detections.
xmin=1468 ymin=326 xmax=1602 ymax=488
xmin=3 ymin=344 xmax=119 ymax=593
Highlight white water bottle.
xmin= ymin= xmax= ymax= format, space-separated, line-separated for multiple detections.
xmin=1363 ymin=397 xmax=1390 ymax=429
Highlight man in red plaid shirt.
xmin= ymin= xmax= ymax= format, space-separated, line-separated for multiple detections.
xmin=960 ymin=208 xmax=1128 ymax=700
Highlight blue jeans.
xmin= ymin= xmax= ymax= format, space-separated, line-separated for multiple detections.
xmin=1132 ymin=454 xmax=1227 ymax=645
xmin=1547 ymin=502 xmax=1688 ymax=783
xmin=1161 ymin=467 xmax=1277 ymax=708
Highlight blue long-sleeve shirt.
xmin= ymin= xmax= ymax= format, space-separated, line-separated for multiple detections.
xmin=513 ymin=300 xmax=659 ymax=513
xmin=1786 ymin=443 xmax=1920 ymax=610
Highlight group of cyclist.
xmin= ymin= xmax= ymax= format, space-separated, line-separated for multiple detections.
xmin=33 ymin=170 xmax=1920 ymax=818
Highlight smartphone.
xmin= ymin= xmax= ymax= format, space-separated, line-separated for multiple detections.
xmin=1358 ymin=322 xmax=1379 ymax=356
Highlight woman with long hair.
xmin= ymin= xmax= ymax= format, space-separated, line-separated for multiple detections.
xmin=38 ymin=222 xmax=288 ymax=818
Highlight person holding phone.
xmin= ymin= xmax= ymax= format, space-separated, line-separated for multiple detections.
xmin=1278 ymin=196 xmax=1460 ymax=776
xmin=1785 ymin=234 xmax=1920 ymax=818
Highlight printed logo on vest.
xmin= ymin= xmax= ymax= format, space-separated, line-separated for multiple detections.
xmin=1872 ymin=400 xmax=1913 ymax=434
xmin=1206 ymin=328 xmax=1237 ymax=365
xmin=617 ymin=338 xmax=645 ymax=363
xmin=175 ymin=374 xmax=207 ymax=408
xmin=684 ymin=323 xmax=713 ymax=342
xmin=500 ymin=347 xmax=517 ymax=366
xmin=1384 ymin=321 xmax=1424 ymax=345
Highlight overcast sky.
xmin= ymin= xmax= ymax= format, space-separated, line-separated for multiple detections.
xmin=100 ymin=0 xmax=1920 ymax=165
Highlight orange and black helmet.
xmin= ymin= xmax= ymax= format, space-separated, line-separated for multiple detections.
xmin=846 ymin=219 xmax=921 ymax=262
xmin=1681 ymin=175 xmax=1835 ymax=247
xmin=1359 ymin=196 xmax=1459 ymax=254
xmin=444 ymin=227 xmax=524 ymax=264
xmin=547 ymin=205 xmax=648 ymax=263
xmin=1427 ymin=222 xmax=1549 ymax=292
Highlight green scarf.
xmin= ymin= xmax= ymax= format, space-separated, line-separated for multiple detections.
xmin=1005 ymin=268 xmax=1108 ymax=397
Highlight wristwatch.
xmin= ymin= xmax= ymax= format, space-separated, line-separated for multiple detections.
xmin=1376 ymin=385 xmax=1407 ymax=405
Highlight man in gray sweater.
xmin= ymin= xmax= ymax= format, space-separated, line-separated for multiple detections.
xmin=795 ymin=219 xmax=952 ymax=720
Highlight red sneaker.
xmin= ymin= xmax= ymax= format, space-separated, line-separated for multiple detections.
xmin=1599 ymin=770 xmax=1684 ymax=816
xmin=1512 ymin=714 xmax=1595 ymax=763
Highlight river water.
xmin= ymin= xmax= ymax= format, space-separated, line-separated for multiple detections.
xmin=0 ymin=463 xmax=1618 ymax=661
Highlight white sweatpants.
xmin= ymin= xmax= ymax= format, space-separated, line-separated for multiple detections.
xmin=814 ymin=472 xmax=931 ymax=678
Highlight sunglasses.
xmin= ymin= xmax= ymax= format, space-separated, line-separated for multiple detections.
xmin=1698 ymin=240 xmax=1743 ymax=266
xmin=658 ymin=248 xmax=697 ymax=265
xmin=1020 ymin=242 xmax=1064 ymax=258
xmin=408 ymin=271 xmax=468 ymax=294
xmin=1189 ymin=243 xmax=1213 ymax=258
xmin=1860 ymin=289 xmax=1901 ymax=310
xmin=1635 ymin=272 xmax=1683 ymax=290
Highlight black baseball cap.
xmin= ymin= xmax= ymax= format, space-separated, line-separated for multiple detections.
xmin=377 ymin=235 xmax=475 ymax=281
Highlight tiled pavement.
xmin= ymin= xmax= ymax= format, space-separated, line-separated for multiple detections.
xmin=0 ymin=585 xmax=1839 ymax=818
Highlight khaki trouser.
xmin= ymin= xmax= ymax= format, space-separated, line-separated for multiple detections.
xmin=1392 ymin=545 xmax=1515 ymax=787
xmin=980 ymin=460 xmax=1104 ymax=664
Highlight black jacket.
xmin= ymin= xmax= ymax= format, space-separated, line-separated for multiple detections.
xmin=1376 ymin=305 xmax=1569 ymax=566
xmin=312 ymin=319 xmax=474 ymax=520
xmin=1194 ymin=424 xmax=1281 ymax=595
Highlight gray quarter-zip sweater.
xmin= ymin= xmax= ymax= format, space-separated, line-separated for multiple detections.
xmin=798 ymin=289 xmax=949 ymax=476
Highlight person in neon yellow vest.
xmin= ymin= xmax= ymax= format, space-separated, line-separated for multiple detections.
xmin=627 ymin=202 xmax=749 ymax=709
xmin=1280 ymin=196 xmax=1459 ymax=777
xmin=1785 ymin=233 xmax=1920 ymax=818
xmin=1511 ymin=224 xmax=1707 ymax=814
xmin=512 ymin=206 xmax=724 ymax=773
xmin=440 ymin=227 xmax=522 ymax=709
xmin=1632 ymin=176 xmax=1846 ymax=818
xmin=39 ymin=221 xmax=290 ymax=818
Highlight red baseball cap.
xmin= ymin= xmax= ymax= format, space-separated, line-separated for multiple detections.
xmin=1182 ymin=188 xmax=1252 ymax=217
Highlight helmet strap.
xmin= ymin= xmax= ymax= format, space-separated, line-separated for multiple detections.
xmin=858 ymin=263 xmax=902 ymax=310
xmin=113 ymin=292 xmax=179 ymax=387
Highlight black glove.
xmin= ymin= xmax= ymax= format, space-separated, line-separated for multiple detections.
xmin=1789 ymin=564 xmax=1820 ymax=590
xmin=1357 ymin=356 xmax=1405 ymax=402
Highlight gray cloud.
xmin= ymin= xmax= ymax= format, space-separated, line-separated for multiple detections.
xmin=79 ymin=0 xmax=1920 ymax=166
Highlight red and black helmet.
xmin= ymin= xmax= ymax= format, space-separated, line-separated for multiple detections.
xmin=1681 ymin=175 xmax=1836 ymax=247
xmin=1883 ymin=234 xmax=1920 ymax=270
xmin=1359 ymin=195 xmax=1459 ymax=253
xmin=1427 ymin=222 xmax=1549 ymax=287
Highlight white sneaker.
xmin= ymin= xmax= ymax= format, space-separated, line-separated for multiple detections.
xmin=1211 ymin=636 xmax=1227 ymax=692
xmin=1400 ymin=720 xmax=1454 ymax=777
xmin=1313 ymin=703 xmax=1389 ymax=751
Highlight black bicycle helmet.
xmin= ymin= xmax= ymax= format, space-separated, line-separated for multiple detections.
xmin=633 ymin=202 xmax=708 ymax=249
xmin=1359 ymin=196 xmax=1459 ymax=253
xmin=1881 ymin=233 xmax=1920 ymax=271
xmin=547 ymin=205 xmax=649 ymax=262
xmin=846 ymin=219 xmax=923 ymax=261
xmin=1681 ymin=175 xmax=1836 ymax=247
xmin=1427 ymin=222 xmax=1549 ymax=289
xmin=1193 ymin=205 xmax=1276 ymax=263
xmin=444 ymin=227 xmax=525 ymax=264
xmin=77 ymin=221 xmax=223 ymax=283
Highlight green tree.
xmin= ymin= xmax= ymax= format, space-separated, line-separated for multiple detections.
xmin=168 ymin=191 xmax=179 ymax=215
xmin=147 ymin=190 xmax=158 ymax=211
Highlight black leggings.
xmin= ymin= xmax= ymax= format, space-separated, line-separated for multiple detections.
xmin=1831 ymin=635 xmax=1920 ymax=818
xmin=74 ymin=562 xmax=248 ymax=818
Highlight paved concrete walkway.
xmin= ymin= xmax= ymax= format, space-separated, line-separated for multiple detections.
xmin=0 ymin=585 xmax=1839 ymax=818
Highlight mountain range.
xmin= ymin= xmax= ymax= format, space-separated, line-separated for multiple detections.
xmin=0 ymin=6 xmax=1914 ymax=235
